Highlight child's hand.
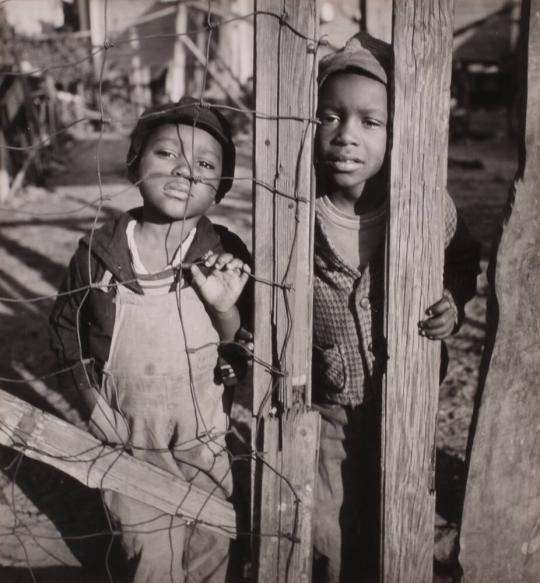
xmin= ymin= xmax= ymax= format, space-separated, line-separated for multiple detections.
xmin=418 ymin=291 xmax=458 ymax=340
xmin=190 ymin=251 xmax=250 ymax=314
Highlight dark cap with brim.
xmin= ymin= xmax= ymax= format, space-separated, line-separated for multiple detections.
xmin=126 ymin=97 xmax=236 ymax=202
xmin=318 ymin=31 xmax=392 ymax=87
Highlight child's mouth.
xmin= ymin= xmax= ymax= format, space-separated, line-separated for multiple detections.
xmin=327 ymin=157 xmax=363 ymax=172
xmin=163 ymin=181 xmax=193 ymax=198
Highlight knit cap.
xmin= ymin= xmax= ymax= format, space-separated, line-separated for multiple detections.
xmin=126 ymin=96 xmax=236 ymax=202
xmin=318 ymin=31 xmax=392 ymax=87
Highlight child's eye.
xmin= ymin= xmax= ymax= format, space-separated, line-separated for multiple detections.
xmin=363 ymin=118 xmax=384 ymax=129
xmin=197 ymin=159 xmax=215 ymax=170
xmin=155 ymin=149 xmax=177 ymax=159
xmin=319 ymin=113 xmax=339 ymax=126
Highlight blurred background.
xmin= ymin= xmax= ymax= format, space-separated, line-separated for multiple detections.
xmin=0 ymin=0 xmax=521 ymax=206
xmin=0 ymin=1 xmax=522 ymax=582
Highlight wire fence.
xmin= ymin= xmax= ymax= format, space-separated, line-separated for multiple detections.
xmin=0 ymin=1 xmax=322 ymax=581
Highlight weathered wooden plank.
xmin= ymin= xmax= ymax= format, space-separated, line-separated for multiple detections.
xmin=252 ymin=0 xmax=318 ymax=414
xmin=258 ymin=408 xmax=320 ymax=583
xmin=252 ymin=2 xmax=319 ymax=581
xmin=459 ymin=2 xmax=540 ymax=581
xmin=382 ymin=1 xmax=454 ymax=581
xmin=0 ymin=389 xmax=236 ymax=538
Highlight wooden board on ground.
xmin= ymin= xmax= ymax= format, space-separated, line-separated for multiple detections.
xmin=0 ymin=389 xmax=236 ymax=538
xmin=382 ymin=1 xmax=454 ymax=581
xmin=459 ymin=2 xmax=540 ymax=581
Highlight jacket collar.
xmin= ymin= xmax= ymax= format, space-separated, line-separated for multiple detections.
xmin=81 ymin=208 xmax=224 ymax=292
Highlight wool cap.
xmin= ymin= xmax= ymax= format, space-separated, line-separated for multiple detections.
xmin=126 ymin=96 xmax=236 ymax=202
xmin=318 ymin=31 xmax=392 ymax=87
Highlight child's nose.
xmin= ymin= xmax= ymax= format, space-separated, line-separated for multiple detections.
xmin=335 ymin=120 xmax=360 ymax=145
xmin=172 ymin=157 xmax=191 ymax=177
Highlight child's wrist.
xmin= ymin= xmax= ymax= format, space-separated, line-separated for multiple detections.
xmin=442 ymin=289 xmax=459 ymax=325
xmin=209 ymin=305 xmax=239 ymax=319
xmin=210 ymin=306 xmax=241 ymax=342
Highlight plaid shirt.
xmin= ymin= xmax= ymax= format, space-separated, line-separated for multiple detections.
xmin=312 ymin=193 xmax=473 ymax=406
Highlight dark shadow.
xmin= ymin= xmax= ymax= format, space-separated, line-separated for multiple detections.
xmin=0 ymin=270 xmax=52 ymax=319
xmin=311 ymin=401 xmax=381 ymax=583
xmin=0 ymin=268 xmax=124 ymax=575
xmin=0 ymin=263 xmax=91 ymax=417
xmin=0 ymin=565 xmax=127 ymax=583
xmin=436 ymin=450 xmax=466 ymax=525
xmin=0 ymin=446 xmax=124 ymax=577
xmin=0 ymin=232 xmax=66 ymax=291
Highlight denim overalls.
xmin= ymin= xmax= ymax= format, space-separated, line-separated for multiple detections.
xmin=89 ymin=279 xmax=231 ymax=583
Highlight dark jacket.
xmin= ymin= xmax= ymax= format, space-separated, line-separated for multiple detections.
xmin=50 ymin=208 xmax=252 ymax=397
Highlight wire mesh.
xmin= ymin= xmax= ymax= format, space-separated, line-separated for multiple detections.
xmin=0 ymin=1 xmax=322 ymax=581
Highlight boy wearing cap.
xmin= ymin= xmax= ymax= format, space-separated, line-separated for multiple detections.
xmin=50 ymin=97 xmax=251 ymax=583
xmin=312 ymin=33 xmax=479 ymax=581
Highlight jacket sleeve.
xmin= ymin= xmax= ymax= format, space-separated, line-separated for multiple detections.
xmin=443 ymin=194 xmax=481 ymax=330
xmin=49 ymin=246 xmax=100 ymax=415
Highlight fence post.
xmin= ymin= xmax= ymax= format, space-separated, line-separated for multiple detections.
xmin=382 ymin=1 xmax=454 ymax=581
xmin=459 ymin=2 xmax=540 ymax=581
xmin=165 ymin=1 xmax=187 ymax=102
xmin=252 ymin=1 xmax=320 ymax=581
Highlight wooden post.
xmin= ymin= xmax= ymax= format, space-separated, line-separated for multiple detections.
xmin=130 ymin=26 xmax=146 ymax=115
xmin=77 ymin=0 xmax=90 ymax=32
xmin=382 ymin=1 xmax=454 ymax=581
xmin=252 ymin=1 xmax=319 ymax=581
xmin=88 ymin=0 xmax=105 ymax=83
xmin=459 ymin=2 xmax=540 ymax=581
xmin=165 ymin=2 xmax=187 ymax=102
xmin=216 ymin=0 xmax=253 ymax=88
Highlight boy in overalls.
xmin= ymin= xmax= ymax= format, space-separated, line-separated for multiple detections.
xmin=50 ymin=97 xmax=251 ymax=583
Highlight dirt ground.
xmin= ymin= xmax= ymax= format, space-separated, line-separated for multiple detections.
xmin=0 ymin=110 xmax=517 ymax=582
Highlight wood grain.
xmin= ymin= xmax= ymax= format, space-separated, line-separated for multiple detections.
xmin=252 ymin=2 xmax=319 ymax=580
xmin=0 ymin=389 xmax=237 ymax=538
xmin=252 ymin=0 xmax=318 ymax=414
xmin=257 ymin=408 xmax=320 ymax=583
xmin=460 ymin=2 xmax=540 ymax=580
xmin=382 ymin=1 xmax=454 ymax=581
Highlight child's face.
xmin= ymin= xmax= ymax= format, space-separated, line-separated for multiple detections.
xmin=137 ymin=123 xmax=223 ymax=222
xmin=316 ymin=72 xmax=388 ymax=200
